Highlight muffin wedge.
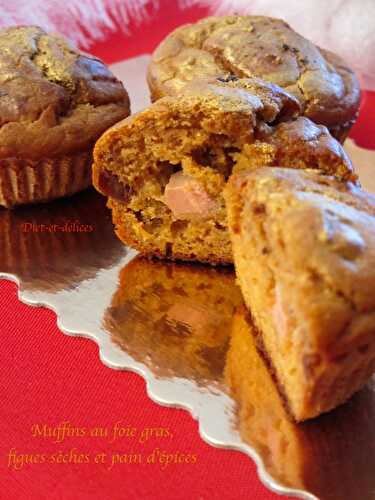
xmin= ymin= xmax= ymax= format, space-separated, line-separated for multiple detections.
xmin=225 ymin=167 xmax=375 ymax=421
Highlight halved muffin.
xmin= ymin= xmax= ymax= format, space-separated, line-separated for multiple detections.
xmin=93 ymin=77 xmax=355 ymax=265
xmin=225 ymin=167 xmax=375 ymax=421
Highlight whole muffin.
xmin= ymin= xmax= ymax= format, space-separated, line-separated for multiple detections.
xmin=147 ymin=15 xmax=360 ymax=142
xmin=0 ymin=26 xmax=130 ymax=208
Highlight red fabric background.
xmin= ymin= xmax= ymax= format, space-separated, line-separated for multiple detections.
xmin=0 ymin=2 xmax=374 ymax=499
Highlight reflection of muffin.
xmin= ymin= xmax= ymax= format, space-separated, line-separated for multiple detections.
xmin=148 ymin=15 xmax=360 ymax=142
xmin=225 ymin=167 xmax=375 ymax=421
xmin=226 ymin=307 xmax=375 ymax=500
xmin=225 ymin=307 xmax=307 ymax=490
xmin=0 ymin=26 xmax=130 ymax=208
xmin=93 ymin=76 xmax=355 ymax=265
xmin=0 ymin=189 xmax=126 ymax=290
xmin=105 ymin=256 xmax=242 ymax=382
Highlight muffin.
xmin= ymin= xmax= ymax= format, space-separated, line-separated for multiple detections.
xmin=225 ymin=167 xmax=375 ymax=421
xmin=148 ymin=15 xmax=360 ymax=142
xmin=105 ymin=256 xmax=242 ymax=382
xmin=0 ymin=26 xmax=130 ymax=208
xmin=93 ymin=76 xmax=355 ymax=265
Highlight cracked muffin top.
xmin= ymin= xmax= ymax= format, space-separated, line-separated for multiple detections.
xmin=147 ymin=15 xmax=360 ymax=137
xmin=0 ymin=26 xmax=130 ymax=160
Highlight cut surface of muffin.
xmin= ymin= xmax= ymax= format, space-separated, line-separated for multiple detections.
xmin=93 ymin=77 xmax=355 ymax=265
xmin=225 ymin=167 xmax=375 ymax=421
xmin=0 ymin=26 xmax=130 ymax=207
xmin=147 ymin=15 xmax=361 ymax=142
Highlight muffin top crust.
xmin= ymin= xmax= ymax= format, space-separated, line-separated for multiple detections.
xmin=0 ymin=26 xmax=130 ymax=159
xmin=148 ymin=15 xmax=360 ymax=132
xmin=95 ymin=76 xmax=356 ymax=190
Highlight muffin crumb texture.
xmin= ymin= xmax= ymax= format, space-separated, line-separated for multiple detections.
xmin=225 ymin=167 xmax=375 ymax=421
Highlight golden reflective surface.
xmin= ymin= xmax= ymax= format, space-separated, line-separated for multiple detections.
xmin=0 ymin=146 xmax=375 ymax=499
xmin=227 ymin=308 xmax=375 ymax=500
xmin=107 ymin=256 xmax=375 ymax=500
xmin=0 ymin=189 xmax=126 ymax=291
xmin=105 ymin=257 xmax=243 ymax=384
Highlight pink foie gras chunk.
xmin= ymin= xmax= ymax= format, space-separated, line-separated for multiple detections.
xmin=167 ymin=302 xmax=220 ymax=342
xmin=164 ymin=171 xmax=219 ymax=219
xmin=167 ymin=302 xmax=208 ymax=329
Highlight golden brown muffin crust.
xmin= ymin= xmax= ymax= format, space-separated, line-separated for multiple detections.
xmin=148 ymin=16 xmax=360 ymax=139
xmin=0 ymin=26 xmax=130 ymax=159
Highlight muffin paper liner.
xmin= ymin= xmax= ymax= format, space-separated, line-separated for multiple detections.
xmin=0 ymin=149 xmax=93 ymax=208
